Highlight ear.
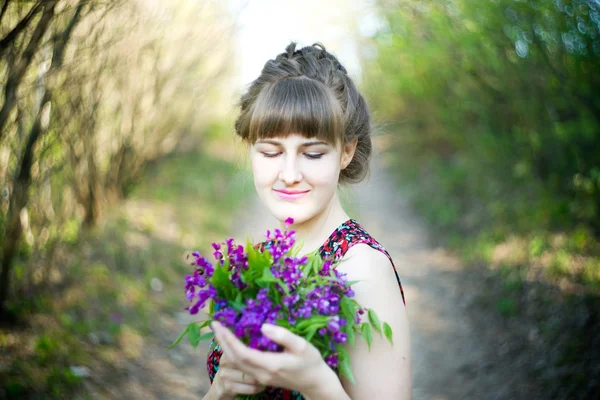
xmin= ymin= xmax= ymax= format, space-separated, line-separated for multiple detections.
xmin=340 ymin=138 xmax=358 ymax=170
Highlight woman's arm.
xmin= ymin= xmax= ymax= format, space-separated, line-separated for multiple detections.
xmin=201 ymin=351 xmax=266 ymax=400
xmin=301 ymin=364 xmax=351 ymax=400
xmin=201 ymin=385 xmax=224 ymax=400
xmin=336 ymin=245 xmax=412 ymax=400
xmin=208 ymin=244 xmax=411 ymax=400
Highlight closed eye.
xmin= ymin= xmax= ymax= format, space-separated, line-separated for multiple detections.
xmin=305 ymin=153 xmax=324 ymax=160
xmin=262 ymin=152 xmax=281 ymax=158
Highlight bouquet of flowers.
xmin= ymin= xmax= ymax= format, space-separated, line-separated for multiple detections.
xmin=168 ymin=218 xmax=393 ymax=395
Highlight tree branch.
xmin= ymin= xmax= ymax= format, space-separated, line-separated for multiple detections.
xmin=0 ymin=1 xmax=57 ymax=142
xmin=0 ymin=2 xmax=43 ymax=59
xmin=0 ymin=0 xmax=10 ymax=25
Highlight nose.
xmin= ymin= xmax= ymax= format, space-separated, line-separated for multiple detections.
xmin=278 ymin=154 xmax=302 ymax=185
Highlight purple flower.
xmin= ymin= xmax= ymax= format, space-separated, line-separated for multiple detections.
xmin=325 ymin=353 xmax=339 ymax=368
xmin=214 ymin=307 xmax=237 ymax=327
xmin=320 ymin=260 xmax=333 ymax=276
xmin=333 ymin=331 xmax=347 ymax=344
xmin=328 ymin=318 xmax=341 ymax=334
xmin=189 ymin=284 xmax=217 ymax=314
xmin=257 ymin=288 xmax=269 ymax=302
xmin=178 ymin=221 xmax=369 ymax=372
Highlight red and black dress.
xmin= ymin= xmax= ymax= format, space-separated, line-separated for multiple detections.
xmin=206 ymin=219 xmax=406 ymax=399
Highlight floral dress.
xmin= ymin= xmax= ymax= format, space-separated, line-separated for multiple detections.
xmin=206 ymin=219 xmax=406 ymax=399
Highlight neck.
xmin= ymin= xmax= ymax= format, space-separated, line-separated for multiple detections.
xmin=282 ymin=192 xmax=350 ymax=255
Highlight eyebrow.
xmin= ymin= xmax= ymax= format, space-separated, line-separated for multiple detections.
xmin=257 ymin=139 xmax=329 ymax=147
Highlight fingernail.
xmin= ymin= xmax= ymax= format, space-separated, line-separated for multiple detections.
xmin=261 ymin=324 xmax=274 ymax=333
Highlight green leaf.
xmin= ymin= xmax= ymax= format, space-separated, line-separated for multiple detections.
xmin=346 ymin=325 xmax=355 ymax=347
xmin=259 ymin=268 xmax=278 ymax=283
xmin=166 ymin=324 xmax=189 ymax=350
xmin=383 ymin=322 xmax=393 ymax=345
xmin=246 ymin=237 xmax=257 ymax=263
xmin=212 ymin=265 xmax=234 ymax=298
xmin=338 ymin=344 xmax=350 ymax=362
xmin=290 ymin=241 xmax=304 ymax=257
xmin=198 ymin=331 xmax=215 ymax=341
xmin=188 ymin=323 xmax=201 ymax=348
xmin=361 ymin=323 xmax=373 ymax=351
xmin=233 ymin=292 xmax=244 ymax=310
xmin=296 ymin=317 xmax=328 ymax=333
xmin=305 ymin=326 xmax=318 ymax=342
xmin=257 ymin=268 xmax=290 ymax=295
xmin=341 ymin=297 xmax=356 ymax=323
xmin=275 ymin=319 xmax=292 ymax=330
xmin=338 ymin=347 xmax=355 ymax=384
xmin=311 ymin=258 xmax=320 ymax=276
xmin=199 ymin=319 xmax=211 ymax=329
xmin=368 ymin=309 xmax=382 ymax=336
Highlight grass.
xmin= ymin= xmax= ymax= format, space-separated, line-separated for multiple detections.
xmin=0 ymin=147 xmax=254 ymax=399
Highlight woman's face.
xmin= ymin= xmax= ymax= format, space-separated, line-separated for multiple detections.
xmin=250 ymin=133 xmax=355 ymax=225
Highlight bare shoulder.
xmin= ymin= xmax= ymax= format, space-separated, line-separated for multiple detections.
xmin=335 ymin=243 xmax=403 ymax=307
xmin=336 ymin=243 xmax=397 ymax=282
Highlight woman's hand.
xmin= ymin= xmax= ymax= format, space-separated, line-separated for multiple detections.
xmin=211 ymin=322 xmax=343 ymax=398
xmin=211 ymin=351 xmax=266 ymax=400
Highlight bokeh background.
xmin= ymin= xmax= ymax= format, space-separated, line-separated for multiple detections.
xmin=0 ymin=0 xmax=598 ymax=399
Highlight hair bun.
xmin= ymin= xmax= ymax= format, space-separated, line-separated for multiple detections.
xmin=285 ymin=42 xmax=297 ymax=59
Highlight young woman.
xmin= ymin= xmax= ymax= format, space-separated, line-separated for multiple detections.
xmin=203 ymin=42 xmax=411 ymax=400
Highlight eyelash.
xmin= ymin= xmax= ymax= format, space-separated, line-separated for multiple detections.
xmin=261 ymin=152 xmax=324 ymax=160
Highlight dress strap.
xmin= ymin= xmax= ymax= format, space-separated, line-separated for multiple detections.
xmin=318 ymin=219 xmax=406 ymax=305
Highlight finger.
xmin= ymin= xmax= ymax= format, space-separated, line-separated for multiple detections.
xmin=261 ymin=323 xmax=307 ymax=354
xmin=212 ymin=322 xmax=249 ymax=365
xmin=211 ymin=322 xmax=238 ymax=360
xmin=212 ymin=322 xmax=283 ymax=370
xmin=223 ymin=382 xmax=266 ymax=396
xmin=219 ymin=367 xmax=259 ymax=385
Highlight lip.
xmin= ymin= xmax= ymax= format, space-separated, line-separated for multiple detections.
xmin=273 ymin=189 xmax=310 ymax=201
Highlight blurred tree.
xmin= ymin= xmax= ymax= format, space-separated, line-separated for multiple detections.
xmin=365 ymin=0 xmax=600 ymax=234
xmin=0 ymin=0 xmax=235 ymax=318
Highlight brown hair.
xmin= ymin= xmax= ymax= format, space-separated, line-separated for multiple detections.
xmin=235 ymin=42 xmax=372 ymax=184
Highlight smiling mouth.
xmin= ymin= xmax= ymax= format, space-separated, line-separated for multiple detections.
xmin=273 ymin=189 xmax=310 ymax=201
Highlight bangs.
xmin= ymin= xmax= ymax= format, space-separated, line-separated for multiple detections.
xmin=248 ymin=77 xmax=344 ymax=144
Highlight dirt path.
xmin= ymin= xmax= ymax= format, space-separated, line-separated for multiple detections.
xmin=350 ymin=158 xmax=515 ymax=400
xmin=109 ymin=150 xmax=523 ymax=400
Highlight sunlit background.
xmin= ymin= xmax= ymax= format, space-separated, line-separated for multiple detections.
xmin=1 ymin=0 xmax=599 ymax=399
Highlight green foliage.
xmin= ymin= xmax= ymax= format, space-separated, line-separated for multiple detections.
xmin=365 ymin=3 xmax=600 ymax=396
xmin=365 ymin=0 xmax=600 ymax=234
xmin=338 ymin=345 xmax=355 ymax=384
xmin=361 ymin=323 xmax=373 ymax=350
xmin=46 ymin=367 xmax=83 ymax=398
xmin=496 ymin=297 xmax=518 ymax=317
xmin=368 ymin=308 xmax=382 ymax=336
xmin=35 ymin=335 xmax=62 ymax=365
xmin=383 ymin=322 xmax=393 ymax=345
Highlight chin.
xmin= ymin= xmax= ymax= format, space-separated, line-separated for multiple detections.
xmin=268 ymin=204 xmax=315 ymax=226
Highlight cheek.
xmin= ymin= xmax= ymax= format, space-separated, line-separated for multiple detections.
xmin=303 ymin=158 xmax=340 ymax=187
xmin=251 ymin=155 xmax=277 ymax=187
